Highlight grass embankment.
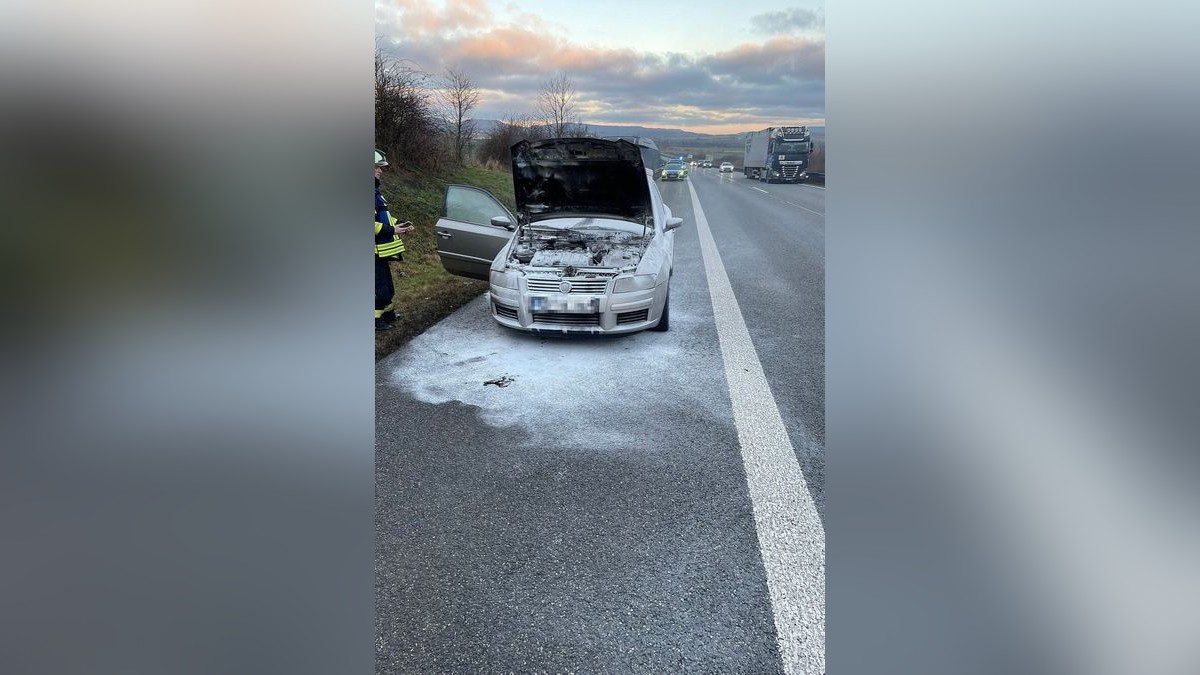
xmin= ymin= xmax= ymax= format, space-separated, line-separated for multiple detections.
xmin=375 ymin=163 xmax=516 ymax=360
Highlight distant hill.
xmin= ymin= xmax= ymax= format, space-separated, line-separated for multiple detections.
xmin=470 ymin=119 xmax=707 ymax=140
xmin=583 ymin=123 xmax=709 ymax=138
xmin=470 ymin=119 xmax=823 ymax=144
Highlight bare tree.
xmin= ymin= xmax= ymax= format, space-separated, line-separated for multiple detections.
xmin=536 ymin=72 xmax=581 ymax=138
xmin=562 ymin=121 xmax=592 ymax=137
xmin=477 ymin=113 xmax=551 ymax=167
xmin=375 ymin=47 xmax=450 ymax=173
xmin=439 ymin=67 xmax=480 ymax=165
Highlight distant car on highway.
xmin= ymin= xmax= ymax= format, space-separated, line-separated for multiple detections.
xmin=719 ymin=162 xmax=734 ymax=173
xmin=660 ymin=161 xmax=687 ymax=181
xmin=702 ymin=160 xmax=713 ymax=168
xmin=434 ymin=137 xmax=682 ymax=334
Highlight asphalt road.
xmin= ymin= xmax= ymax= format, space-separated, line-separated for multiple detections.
xmin=376 ymin=168 xmax=824 ymax=673
xmin=682 ymin=168 xmax=826 ymax=510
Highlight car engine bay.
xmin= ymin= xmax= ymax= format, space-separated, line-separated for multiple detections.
xmin=508 ymin=226 xmax=649 ymax=272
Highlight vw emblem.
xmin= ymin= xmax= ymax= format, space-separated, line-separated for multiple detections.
xmin=560 ymin=281 xmax=572 ymax=293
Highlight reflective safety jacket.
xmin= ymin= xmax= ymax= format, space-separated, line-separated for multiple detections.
xmin=375 ymin=181 xmax=405 ymax=259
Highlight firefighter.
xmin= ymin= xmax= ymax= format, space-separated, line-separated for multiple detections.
xmin=375 ymin=149 xmax=414 ymax=331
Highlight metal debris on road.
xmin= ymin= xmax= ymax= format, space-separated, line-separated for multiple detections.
xmin=483 ymin=375 xmax=516 ymax=388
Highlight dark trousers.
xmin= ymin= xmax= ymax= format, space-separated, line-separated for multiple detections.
xmin=375 ymin=257 xmax=396 ymax=323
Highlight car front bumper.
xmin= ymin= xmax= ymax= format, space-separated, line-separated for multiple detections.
xmin=489 ymin=284 xmax=665 ymax=334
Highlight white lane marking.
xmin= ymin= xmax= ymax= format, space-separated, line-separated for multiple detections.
xmin=687 ymin=181 xmax=825 ymax=674
xmin=801 ymin=183 xmax=825 ymax=190
xmin=781 ymin=200 xmax=824 ymax=217
xmin=739 ymin=183 xmax=824 ymax=216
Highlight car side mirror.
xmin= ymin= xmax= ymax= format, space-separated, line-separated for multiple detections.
xmin=664 ymin=217 xmax=683 ymax=231
xmin=491 ymin=216 xmax=515 ymax=230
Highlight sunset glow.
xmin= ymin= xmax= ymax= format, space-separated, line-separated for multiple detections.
xmin=377 ymin=0 xmax=824 ymax=134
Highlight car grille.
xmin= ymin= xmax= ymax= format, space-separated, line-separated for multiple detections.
xmin=781 ymin=165 xmax=801 ymax=179
xmin=526 ymin=277 xmax=610 ymax=294
xmin=616 ymin=309 xmax=648 ymax=325
xmin=493 ymin=303 xmax=518 ymax=320
xmin=531 ymin=312 xmax=601 ymax=327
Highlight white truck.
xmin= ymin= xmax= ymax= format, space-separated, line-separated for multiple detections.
xmin=742 ymin=126 xmax=813 ymax=183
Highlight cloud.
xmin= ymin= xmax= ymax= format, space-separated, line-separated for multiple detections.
xmin=377 ymin=0 xmax=824 ymax=132
xmin=705 ymin=36 xmax=825 ymax=83
xmin=376 ymin=0 xmax=493 ymax=38
xmin=750 ymin=7 xmax=825 ymax=34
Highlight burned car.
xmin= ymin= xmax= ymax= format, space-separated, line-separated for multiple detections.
xmin=435 ymin=137 xmax=682 ymax=333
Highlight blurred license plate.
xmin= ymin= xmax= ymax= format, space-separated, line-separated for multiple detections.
xmin=529 ymin=295 xmax=599 ymax=313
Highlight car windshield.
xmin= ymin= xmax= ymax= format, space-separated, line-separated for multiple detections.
xmin=525 ymin=218 xmax=638 ymax=230
xmin=666 ymin=163 xmax=682 ymax=170
xmin=525 ymin=217 xmax=644 ymax=234
xmin=774 ymin=141 xmax=811 ymax=154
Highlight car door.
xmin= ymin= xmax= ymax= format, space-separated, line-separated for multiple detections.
xmin=649 ymin=179 xmax=676 ymax=265
xmin=435 ymin=184 xmax=517 ymax=280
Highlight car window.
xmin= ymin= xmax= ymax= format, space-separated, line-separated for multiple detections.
xmin=445 ymin=185 xmax=510 ymax=226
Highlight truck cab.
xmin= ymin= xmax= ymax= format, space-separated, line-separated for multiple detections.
xmin=744 ymin=125 xmax=813 ymax=183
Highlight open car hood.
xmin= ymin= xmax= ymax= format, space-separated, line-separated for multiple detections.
xmin=511 ymin=138 xmax=653 ymax=224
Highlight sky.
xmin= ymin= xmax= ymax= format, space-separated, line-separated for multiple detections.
xmin=376 ymin=0 xmax=824 ymax=134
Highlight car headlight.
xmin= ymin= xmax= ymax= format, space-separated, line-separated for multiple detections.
xmin=612 ymin=274 xmax=656 ymax=293
xmin=490 ymin=270 xmax=520 ymax=290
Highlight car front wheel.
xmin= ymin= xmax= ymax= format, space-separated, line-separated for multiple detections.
xmin=649 ymin=290 xmax=670 ymax=332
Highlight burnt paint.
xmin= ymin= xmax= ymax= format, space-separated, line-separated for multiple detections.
xmin=511 ymin=138 xmax=652 ymax=224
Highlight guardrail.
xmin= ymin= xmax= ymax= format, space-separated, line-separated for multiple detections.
xmin=806 ymin=172 xmax=825 ymax=185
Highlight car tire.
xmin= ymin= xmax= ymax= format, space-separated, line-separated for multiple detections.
xmin=649 ymin=290 xmax=670 ymax=332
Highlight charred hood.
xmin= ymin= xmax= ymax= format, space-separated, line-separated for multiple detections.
xmin=511 ymin=138 xmax=653 ymax=223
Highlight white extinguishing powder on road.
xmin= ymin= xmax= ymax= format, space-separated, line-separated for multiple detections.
xmin=382 ymin=293 xmax=732 ymax=451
